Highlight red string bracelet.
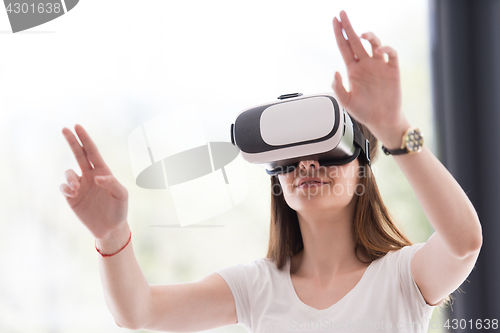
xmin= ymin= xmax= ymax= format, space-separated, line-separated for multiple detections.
xmin=95 ymin=231 xmax=132 ymax=258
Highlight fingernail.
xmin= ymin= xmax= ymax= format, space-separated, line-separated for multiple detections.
xmin=60 ymin=185 xmax=73 ymax=197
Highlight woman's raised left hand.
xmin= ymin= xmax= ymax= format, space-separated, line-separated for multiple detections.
xmin=331 ymin=10 xmax=410 ymax=148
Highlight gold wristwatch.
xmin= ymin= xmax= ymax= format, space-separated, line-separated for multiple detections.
xmin=381 ymin=127 xmax=424 ymax=155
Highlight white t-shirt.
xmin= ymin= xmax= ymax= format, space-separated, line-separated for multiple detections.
xmin=215 ymin=243 xmax=438 ymax=333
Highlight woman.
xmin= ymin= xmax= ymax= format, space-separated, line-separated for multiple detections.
xmin=60 ymin=10 xmax=482 ymax=333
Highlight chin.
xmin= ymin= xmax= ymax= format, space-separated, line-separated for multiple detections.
xmin=288 ymin=197 xmax=338 ymax=210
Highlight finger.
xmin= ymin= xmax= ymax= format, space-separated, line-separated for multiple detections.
xmin=376 ymin=46 xmax=399 ymax=67
xmin=60 ymin=183 xmax=77 ymax=198
xmin=331 ymin=72 xmax=351 ymax=108
xmin=339 ymin=10 xmax=369 ymax=61
xmin=333 ymin=16 xmax=356 ymax=65
xmin=361 ymin=32 xmax=383 ymax=59
xmin=62 ymin=127 xmax=93 ymax=172
xmin=74 ymin=124 xmax=108 ymax=169
xmin=64 ymin=169 xmax=81 ymax=190
xmin=94 ymin=175 xmax=128 ymax=201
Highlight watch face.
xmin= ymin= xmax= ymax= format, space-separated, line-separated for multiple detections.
xmin=405 ymin=129 xmax=424 ymax=153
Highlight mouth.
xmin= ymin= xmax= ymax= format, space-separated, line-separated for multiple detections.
xmin=296 ymin=177 xmax=331 ymax=188
xmin=297 ymin=182 xmax=328 ymax=189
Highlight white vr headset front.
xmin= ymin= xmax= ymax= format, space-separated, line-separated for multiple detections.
xmin=230 ymin=92 xmax=371 ymax=175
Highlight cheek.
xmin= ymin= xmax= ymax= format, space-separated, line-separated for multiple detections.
xmin=280 ymin=180 xmax=295 ymax=198
xmin=326 ymin=166 xmax=359 ymax=197
xmin=277 ymin=173 xmax=295 ymax=186
xmin=277 ymin=175 xmax=303 ymax=202
xmin=333 ymin=177 xmax=359 ymax=197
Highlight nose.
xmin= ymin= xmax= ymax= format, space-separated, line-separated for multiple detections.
xmin=298 ymin=160 xmax=320 ymax=171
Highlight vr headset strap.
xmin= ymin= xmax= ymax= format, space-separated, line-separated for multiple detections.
xmin=351 ymin=118 xmax=371 ymax=167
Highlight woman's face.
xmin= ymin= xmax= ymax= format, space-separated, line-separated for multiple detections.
xmin=276 ymin=158 xmax=362 ymax=212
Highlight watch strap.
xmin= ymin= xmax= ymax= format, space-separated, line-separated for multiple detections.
xmin=381 ymin=145 xmax=407 ymax=155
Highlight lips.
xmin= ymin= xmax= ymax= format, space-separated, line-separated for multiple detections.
xmin=296 ymin=177 xmax=330 ymax=187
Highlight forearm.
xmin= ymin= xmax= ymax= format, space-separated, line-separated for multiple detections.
xmin=96 ymin=223 xmax=151 ymax=329
xmin=375 ymin=119 xmax=483 ymax=257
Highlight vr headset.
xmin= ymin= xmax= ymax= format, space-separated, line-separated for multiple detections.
xmin=230 ymin=92 xmax=371 ymax=175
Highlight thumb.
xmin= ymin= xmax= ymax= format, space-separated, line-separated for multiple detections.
xmin=94 ymin=175 xmax=127 ymax=200
xmin=331 ymin=72 xmax=351 ymax=108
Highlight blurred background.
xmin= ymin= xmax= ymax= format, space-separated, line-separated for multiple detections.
xmin=0 ymin=0 xmax=447 ymax=332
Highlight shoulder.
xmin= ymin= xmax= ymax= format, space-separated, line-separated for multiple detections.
xmin=379 ymin=243 xmax=425 ymax=266
xmin=213 ymin=257 xmax=284 ymax=304
xmin=368 ymin=243 xmax=426 ymax=283
xmin=214 ymin=257 xmax=280 ymax=282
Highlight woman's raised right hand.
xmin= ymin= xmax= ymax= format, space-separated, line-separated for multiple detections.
xmin=60 ymin=124 xmax=128 ymax=240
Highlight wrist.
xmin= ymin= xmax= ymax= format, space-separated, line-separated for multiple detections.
xmin=96 ymin=223 xmax=131 ymax=255
xmin=371 ymin=117 xmax=412 ymax=150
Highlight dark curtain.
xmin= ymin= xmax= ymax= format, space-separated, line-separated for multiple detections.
xmin=429 ymin=0 xmax=500 ymax=328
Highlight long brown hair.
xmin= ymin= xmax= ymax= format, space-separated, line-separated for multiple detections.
xmin=265 ymin=121 xmax=453 ymax=309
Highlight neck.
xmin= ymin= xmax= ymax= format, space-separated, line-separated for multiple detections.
xmin=291 ymin=195 xmax=367 ymax=285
